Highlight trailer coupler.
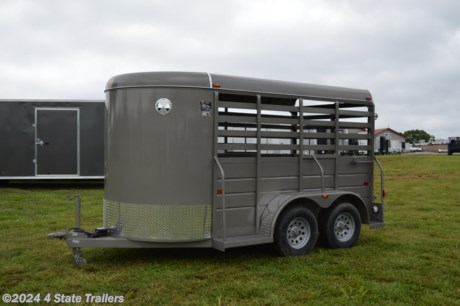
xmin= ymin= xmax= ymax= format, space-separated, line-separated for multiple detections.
xmin=48 ymin=227 xmax=114 ymax=266
xmin=47 ymin=229 xmax=90 ymax=266
xmin=47 ymin=231 xmax=67 ymax=239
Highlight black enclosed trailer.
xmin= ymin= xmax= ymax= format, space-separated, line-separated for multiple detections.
xmin=448 ymin=137 xmax=460 ymax=155
xmin=0 ymin=100 xmax=104 ymax=180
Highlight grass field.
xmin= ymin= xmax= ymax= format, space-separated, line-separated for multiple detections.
xmin=1 ymin=155 xmax=459 ymax=305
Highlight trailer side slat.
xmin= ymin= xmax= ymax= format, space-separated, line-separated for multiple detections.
xmin=338 ymin=122 xmax=371 ymax=128
xmin=338 ymin=133 xmax=372 ymax=139
xmin=338 ymin=145 xmax=372 ymax=150
xmin=218 ymin=130 xmax=300 ymax=138
xmin=218 ymin=115 xmax=257 ymax=124
xmin=219 ymin=144 xmax=341 ymax=151
xmin=218 ymin=144 xmax=258 ymax=150
xmin=261 ymin=144 xmax=301 ymax=150
xmin=338 ymin=109 xmax=372 ymax=117
xmin=301 ymin=145 xmax=335 ymax=151
xmin=302 ymin=132 xmax=335 ymax=139
xmin=302 ymin=120 xmax=336 ymax=127
xmin=260 ymin=117 xmax=298 ymax=125
xmin=219 ymin=122 xmax=297 ymax=130
xmin=302 ymin=106 xmax=336 ymax=115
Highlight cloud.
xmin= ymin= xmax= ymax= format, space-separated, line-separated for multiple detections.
xmin=0 ymin=0 xmax=459 ymax=138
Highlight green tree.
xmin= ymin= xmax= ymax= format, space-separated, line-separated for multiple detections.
xmin=403 ymin=129 xmax=432 ymax=144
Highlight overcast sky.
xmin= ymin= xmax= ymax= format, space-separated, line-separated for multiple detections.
xmin=1 ymin=0 xmax=459 ymax=138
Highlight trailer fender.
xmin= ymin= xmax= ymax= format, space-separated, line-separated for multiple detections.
xmin=259 ymin=191 xmax=366 ymax=237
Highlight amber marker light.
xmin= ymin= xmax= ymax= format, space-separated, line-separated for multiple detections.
xmin=212 ymin=83 xmax=221 ymax=88
xmin=105 ymin=78 xmax=114 ymax=89
xmin=322 ymin=194 xmax=329 ymax=199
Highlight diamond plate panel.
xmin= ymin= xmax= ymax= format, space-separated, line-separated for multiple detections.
xmin=103 ymin=199 xmax=211 ymax=241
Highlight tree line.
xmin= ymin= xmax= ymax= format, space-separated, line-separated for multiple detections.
xmin=403 ymin=129 xmax=435 ymax=144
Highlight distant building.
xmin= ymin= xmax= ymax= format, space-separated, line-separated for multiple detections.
xmin=374 ymin=128 xmax=407 ymax=153
xmin=432 ymin=139 xmax=447 ymax=145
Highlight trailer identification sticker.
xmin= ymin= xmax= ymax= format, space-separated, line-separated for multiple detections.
xmin=155 ymin=98 xmax=172 ymax=115
xmin=200 ymin=100 xmax=212 ymax=116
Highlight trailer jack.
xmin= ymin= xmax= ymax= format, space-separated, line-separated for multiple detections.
xmin=72 ymin=248 xmax=87 ymax=266
xmin=48 ymin=229 xmax=89 ymax=266
xmin=48 ymin=195 xmax=113 ymax=266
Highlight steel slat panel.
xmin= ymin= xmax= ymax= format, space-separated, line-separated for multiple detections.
xmin=218 ymin=143 xmax=257 ymax=150
xmin=260 ymin=117 xmax=298 ymax=125
xmin=338 ymin=133 xmax=372 ymax=139
xmin=338 ymin=122 xmax=370 ymax=128
xmin=338 ymin=109 xmax=372 ymax=117
xmin=218 ymin=115 xmax=257 ymax=124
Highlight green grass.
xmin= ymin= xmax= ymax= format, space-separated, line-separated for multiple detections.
xmin=1 ymin=155 xmax=460 ymax=305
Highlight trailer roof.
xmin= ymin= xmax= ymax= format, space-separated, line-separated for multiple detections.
xmin=106 ymin=71 xmax=373 ymax=103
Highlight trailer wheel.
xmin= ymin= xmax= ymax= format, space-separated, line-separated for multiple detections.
xmin=320 ymin=203 xmax=361 ymax=248
xmin=274 ymin=206 xmax=318 ymax=256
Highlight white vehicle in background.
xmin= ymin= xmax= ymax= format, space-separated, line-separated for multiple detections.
xmin=409 ymin=146 xmax=423 ymax=152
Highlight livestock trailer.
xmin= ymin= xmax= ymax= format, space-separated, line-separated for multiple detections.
xmin=49 ymin=72 xmax=384 ymax=265
xmin=0 ymin=100 xmax=104 ymax=181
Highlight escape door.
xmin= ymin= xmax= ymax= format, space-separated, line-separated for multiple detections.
xmin=35 ymin=108 xmax=80 ymax=176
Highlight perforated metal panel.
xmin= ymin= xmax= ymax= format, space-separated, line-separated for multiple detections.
xmin=103 ymin=199 xmax=211 ymax=241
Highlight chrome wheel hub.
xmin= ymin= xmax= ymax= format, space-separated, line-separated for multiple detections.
xmin=287 ymin=217 xmax=311 ymax=249
xmin=334 ymin=212 xmax=355 ymax=242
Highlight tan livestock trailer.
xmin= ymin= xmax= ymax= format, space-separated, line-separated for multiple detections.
xmin=49 ymin=72 xmax=384 ymax=265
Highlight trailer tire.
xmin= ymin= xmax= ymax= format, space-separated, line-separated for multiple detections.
xmin=320 ymin=203 xmax=361 ymax=249
xmin=274 ymin=206 xmax=318 ymax=256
